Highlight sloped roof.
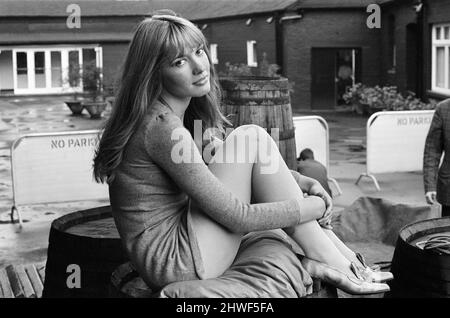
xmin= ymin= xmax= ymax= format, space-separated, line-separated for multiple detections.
xmin=147 ymin=0 xmax=298 ymax=20
xmin=0 ymin=0 xmax=298 ymax=19
xmin=0 ymin=32 xmax=133 ymax=44
xmin=0 ymin=0 xmax=153 ymax=17
xmin=0 ymin=0 xmax=395 ymax=19
xmin=294 ymin=0 xmax=393 ymax=9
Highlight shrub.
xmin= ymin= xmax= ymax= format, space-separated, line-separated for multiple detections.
xmin=343 ymin=83 xmax=437 ymax=112
xmin=64 ymin=60 xmax=82 ymax=101
xmin=82 ymin=60 xmax=103 ymax=102
xmin=218 ymin=52 xmax=281 ymax=78
xmin=219 ymin=62 xmax=253 ymax=77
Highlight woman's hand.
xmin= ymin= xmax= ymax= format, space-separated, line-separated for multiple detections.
xmin=307 ymin=182 xmax=333 ymax=229
xmin=303 ymin=195 xmax=327 ymax=221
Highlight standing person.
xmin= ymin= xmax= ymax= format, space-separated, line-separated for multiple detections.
xmin=297 ymin=148 xmax=332 ymax=197
xmin=423 ymin=98 xmax=450 ymax=217
xmin=93 ymin=11 xmax=391 ymax=295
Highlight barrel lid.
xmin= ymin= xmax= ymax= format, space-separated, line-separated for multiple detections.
xmin=398 ymin=216 xmax=450 ymax=253
xmin=50 ymin=205 xmax=120 ymax=239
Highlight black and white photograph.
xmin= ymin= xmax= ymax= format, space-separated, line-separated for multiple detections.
xmin=0 ymin=0 xmax=449 ymax=305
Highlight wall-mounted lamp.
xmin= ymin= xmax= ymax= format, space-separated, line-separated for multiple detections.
xmin=413 ymin=2 xmax=423 ymax=13
xmin=246 ymin=18 xmax=253 ymax=26
xmin=266 ymin=16 xmax=274 ymax=24
xmin=280 ymin=14 xmax=303 ymax=22
xmin=201 ymin=24 xmax=208 ymax=30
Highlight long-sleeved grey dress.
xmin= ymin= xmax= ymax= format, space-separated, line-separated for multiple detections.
xmin=109 ymin=102 xmax=304 ymax=290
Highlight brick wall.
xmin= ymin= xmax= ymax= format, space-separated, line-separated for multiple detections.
xmin=101 ymin=43 xmax=129 ymax=86
xmin=202 ymin=16 xmax=277 ymax=76
xmin=283 ymin=9 xmax=382 ymax=111
xmin=381 ymin=3 xmax=417 ymax=93
xmin=427 ymin=0 xmax=450 ymax=23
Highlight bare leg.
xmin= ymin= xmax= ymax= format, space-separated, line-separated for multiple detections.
xmin=322 ymin=228 xmax=361 ymax=264
xmin=189 ymin=124 xmax=355 ymax=278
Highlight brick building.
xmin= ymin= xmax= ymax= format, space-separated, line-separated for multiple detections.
xmin=1 ymin=0 xmax=449 ymax=111
xmin=0 ymin=0 xmax=148 ymax=96
xmin=183 ymin=0 xmax=389 ymax=111
xmin=419 ymin=0 xmax=450 ymax=101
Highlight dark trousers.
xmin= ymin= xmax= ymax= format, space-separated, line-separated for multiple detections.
xmin=442 ymin=205 xmax=450 ymax=217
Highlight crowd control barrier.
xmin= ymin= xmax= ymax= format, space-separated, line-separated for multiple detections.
xmin=293 ymin=116 xmax=342 ymax=196
xmin=10 ymin=130 xmax=108 ymax=229
xmin=355 ymin=110 xmax=435 ymax=191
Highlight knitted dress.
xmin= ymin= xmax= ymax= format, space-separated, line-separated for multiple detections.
xmin=109 ymin=102 xmax=304 ymax=290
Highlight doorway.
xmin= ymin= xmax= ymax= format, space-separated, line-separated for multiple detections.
xmin=311 ymin=48 xmax=361 ymax=109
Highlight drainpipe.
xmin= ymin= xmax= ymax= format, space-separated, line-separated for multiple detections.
xmin=274 ymin=12 xmax=284 ymax=75
xmin=275 ymin=12 xmax=303 ymax=76
xmin=416 ymin=0 xmax=426 ymax=99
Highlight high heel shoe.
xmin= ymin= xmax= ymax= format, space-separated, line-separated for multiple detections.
xmin=300 ymin=257 xmax=390 ymax=295
xmin=354 ymin=252 xmax=394 ymax=283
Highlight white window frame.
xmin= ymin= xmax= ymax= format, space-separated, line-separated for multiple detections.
xmin=210 ymin=44 xmax=218 ymax=65
xmin=2 ymin=44 xmax=102 ymax=95
xmin=247 ymin=40 xmax=258 ymax=67
xmin=431 ymin=24 xmax=450 ymax=95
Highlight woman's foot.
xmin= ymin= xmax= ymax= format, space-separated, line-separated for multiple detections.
xmin=353 ymin=252 xmax=394 ymax=283
xmin=300 ymin=257 xmax=390 ymax=295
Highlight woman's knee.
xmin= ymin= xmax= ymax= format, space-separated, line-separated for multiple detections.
xmin=228 ymin=124 xmax=268 ymax=141
xmin=225 ymin=124 xmax=274 ymax=150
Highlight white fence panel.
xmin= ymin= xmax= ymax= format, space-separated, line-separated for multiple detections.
xmin=356 ymin=110 xmax=435 ymax=190
xmin=10 ymin=130 xmax=108 ymax=227
xmin=293 ymin=116 xmax=328 ymax=168
xmin=293 ymin=116 xmax=341 ymax=196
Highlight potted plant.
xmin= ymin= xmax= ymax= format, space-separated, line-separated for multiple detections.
xmin=64 ymin=61 xmax=84 ymax=115
xmin=81 ymin=60 xmax=108 ymax=119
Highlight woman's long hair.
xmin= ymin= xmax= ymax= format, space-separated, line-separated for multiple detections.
xmin=93 ymin=12 xmax=230 ymax=184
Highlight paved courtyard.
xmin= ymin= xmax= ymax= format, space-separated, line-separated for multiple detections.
xmin=0 ymin=97 xmax=434 ymax=267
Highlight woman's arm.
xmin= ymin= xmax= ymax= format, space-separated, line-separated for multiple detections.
xmin=144 ymin=113 xmax=325 ymax=233
xmin=290 ymin=169 xmax=333 ymax=228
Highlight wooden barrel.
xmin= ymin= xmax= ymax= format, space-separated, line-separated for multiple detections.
xmin=219 ymin=76 xmax=297 ymax=170
xmin=109 ymin=262 xmax=337 ymax=298
xmin=387 ymin=217 xmax=450 ymax=298
xmin=42 ymin=206 xmax=128 ymax=298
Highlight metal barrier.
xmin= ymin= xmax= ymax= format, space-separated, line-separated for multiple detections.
xmin=10 ymin=130 xmax=108 ymax=229
xmin=355 ymin=110 xmax=435 ymax=191
xmin=293 ymin=116 xmax=342 ymax=196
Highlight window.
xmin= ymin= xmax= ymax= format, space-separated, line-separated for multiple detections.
xmin=51 ymin=51 xmax=62 ymax=87
xmin=432 ymin=24 xmax=450 ymax=94
xmin=247 ymin=40 xmax=257 ymax=67
xmin=34 ymin=51 xmax=46 ymax=88
xmin=68 ymin=50 xmax=81 ymax=88
xmin=210 ymin=44 xmax=218 ymax=64
xmin=16 ymin=52 xmax=28 ymax=89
